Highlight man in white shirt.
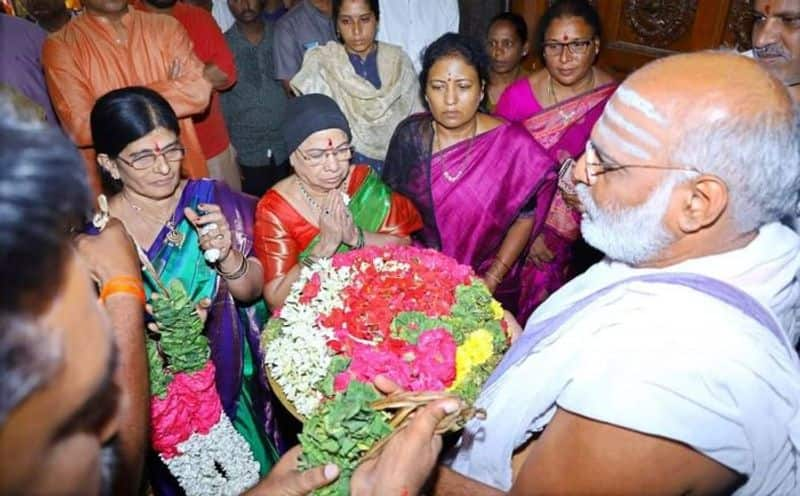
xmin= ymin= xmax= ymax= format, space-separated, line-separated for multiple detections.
xmin=430 ymin=51 xmax=800 ymax=495
xmin=375 ymin=0 xmax=459 ymax=73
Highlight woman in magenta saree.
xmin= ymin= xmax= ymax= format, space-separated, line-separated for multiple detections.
xmin=509 ymin=82 xmax=617 ymax=313
xmin=383 ymin=34 xmax=556 ymax=321
xmin=494 ymin=0 xmax=618 ymax=314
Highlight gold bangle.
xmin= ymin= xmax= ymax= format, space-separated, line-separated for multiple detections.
xmin=218 ymin=252 xmax=248 ymax=280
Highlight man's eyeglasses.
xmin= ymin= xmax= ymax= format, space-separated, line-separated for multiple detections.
xmin=542 ymin=38 xmax=594 ymax=57
xmin=116 ymin=145 xmax=186 ymax=170
xmin=558 ymin=141 xmax=701 ymax=189
xmin=298 ymin=143 xmax=354 ymax=167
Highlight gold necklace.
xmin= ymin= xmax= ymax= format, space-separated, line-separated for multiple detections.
xmin=434 ymin=119 xmax=478 ymax=183
xmin=122 ymin=193 xmax=185 ymax=248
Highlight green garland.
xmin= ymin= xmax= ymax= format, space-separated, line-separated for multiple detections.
xmin=147 ymin=280 xmax=210 ymax=398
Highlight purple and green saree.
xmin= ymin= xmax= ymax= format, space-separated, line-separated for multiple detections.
xmin=140 ymin=179 xmax=280 ymax=495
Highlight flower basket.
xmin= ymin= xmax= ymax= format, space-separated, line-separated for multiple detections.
xmin=261 ymin=246 xmax=510 ymax=495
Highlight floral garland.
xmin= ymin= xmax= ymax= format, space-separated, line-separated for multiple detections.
xmin=262 ymin=246 xmax=509 ymax=494
xmin=148 ymin=280 xmax=260 ymax=495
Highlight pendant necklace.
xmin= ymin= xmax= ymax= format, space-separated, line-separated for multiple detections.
xmin=435 ymin=119 xmax=478 ymax=183
xmin=123 ymin=193 xmax=185 ymax=248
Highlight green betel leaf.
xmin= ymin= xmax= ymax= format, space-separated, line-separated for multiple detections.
xmin=390 ymin=311 xmax=453 ymax=343
xmin=299 ymin=381 xmax=392 ymax=496
xmin=146 ymin=339 xmax=172 ymax=398
xmin=150 ymin=279 xmax=210 ymax=374
xmin=317 ymin=356 xmax=351 ymax=397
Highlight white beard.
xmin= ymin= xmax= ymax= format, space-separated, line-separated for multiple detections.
xmin=576 ymin=173 xmax=685 ymax=265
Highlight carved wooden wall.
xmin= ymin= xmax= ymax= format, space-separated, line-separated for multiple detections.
xmin=511 ymin=0 xmax=755 ymax=78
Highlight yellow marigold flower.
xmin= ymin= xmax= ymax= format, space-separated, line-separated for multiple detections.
xmin=490 ymin=299 xmax=504 ymax=320
xmin=463 ymin=329 xmax=494 ymax=365
xmin=449 ymin=346 xmax=473 ymax=390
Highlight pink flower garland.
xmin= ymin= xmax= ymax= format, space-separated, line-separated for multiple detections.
xmin=150 ymin=360 xmax=222 ymax=458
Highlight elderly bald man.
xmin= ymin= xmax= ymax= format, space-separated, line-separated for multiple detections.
xmin=395 ymin=51 xmax=800 ymax=496
xmin=752 ymin=0 xmax=800 ymax=103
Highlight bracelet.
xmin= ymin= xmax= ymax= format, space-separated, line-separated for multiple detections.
xmin=301 ymin=255 xmax=320 ymax=269
xmin=493 ymin=258 xmax=511 ymax=271
xmin=217 ymin=252 xmax=248 ymax=280
xmin=485 ymin=272 xmax=503 ymax=283
xmin=100 ymin=275 xmax=146 ymax=305
xmin=356 ymin=226 xmax=365 ymax=249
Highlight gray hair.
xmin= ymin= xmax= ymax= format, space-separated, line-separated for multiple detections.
xmin=0 ymin=317 xmax=62 ymax=426
xmin=669 ymin=93 xmax=800 ymax=233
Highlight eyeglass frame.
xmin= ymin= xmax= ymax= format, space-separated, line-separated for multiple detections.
xmin=542 ymin=37 xmax=596 ymax=58
xmin=296 ymin=143 xmax=355 ymax=167
xmin=558 ymin=141 xmax=702 ymax=193
xmin=115 ymin=144 xmax=186 ymax=170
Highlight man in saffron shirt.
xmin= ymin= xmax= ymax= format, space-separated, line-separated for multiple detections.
xmin=41 ymin=0 xmax=212 ymax=191
xmin=137 ymin=0 xmax=242 ymax=190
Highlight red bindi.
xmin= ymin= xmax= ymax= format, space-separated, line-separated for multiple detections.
xmin=327 ymin=138 xmax=333 ymax=147
xmin=154 ymin=142 xmax=162 ymax=153
xmin=765 ymin=3 xmax=772 ymax=14
xmin=562 ymin=33 xmax=569 ymax=41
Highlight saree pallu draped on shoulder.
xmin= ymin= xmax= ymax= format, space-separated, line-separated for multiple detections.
xmin=383 ymin=114 xmax=557 ymax=319
xmin=144 ymin=179 xmax=280 ymax=495
xmin=517 ymin=83 xmax=618 ymax=317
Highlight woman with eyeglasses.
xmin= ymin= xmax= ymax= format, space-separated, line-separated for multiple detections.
xmin=289 ymin=0 xmax=421 ymax=173
xmin=382 ymin=33 xmax=557 ymax=323
xmin=254 ymin=93 xmax=422 ymax=308
xmin=89 ymin=86 xmax=282 ymax=494
xmin=494 ymin=0 xmax=617 ymax=311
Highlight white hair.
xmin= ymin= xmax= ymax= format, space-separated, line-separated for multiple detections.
xmin=669 ymin=104 xmax=800 ymax=232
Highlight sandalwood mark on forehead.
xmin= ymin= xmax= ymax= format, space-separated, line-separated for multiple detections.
xmin=600 ymin=102 xmax=660 ymax=148
xmin=614 ymin=86 xmax=668 ymax=127
xmin=594 ymin=119 xmax=653 ymax=161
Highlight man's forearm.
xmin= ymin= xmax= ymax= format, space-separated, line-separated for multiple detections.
xmin=104 ymin=293 xmax=149 ymax=495
xmin=430 ymin=465 xmax=505 ymax=496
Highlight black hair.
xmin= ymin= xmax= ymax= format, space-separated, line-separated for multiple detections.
xmin=0 ymin=92 xmax=91 ymax=314
xmin=332 ymin=0 xmax=379 ymax=22
xmin=535 ymin=0 xmax=602 ymax=62
xmin=488 ymin=12 xmax=528 ymax=44
xmin=419 ymin=33 xmax=491 ymax=106
xmin=90 ymin=86 xmax=180 ymax=159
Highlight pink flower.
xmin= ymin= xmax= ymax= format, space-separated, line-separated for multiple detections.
xmin=333 ymin=372 xmax=352 ymax=392
xmin=409 ymin=329 xmax=456 ymax=390
xmin=299 ymin=273 xmax=321 ymax=304
xmin=150 ymin=361 xmax=222 ymax=458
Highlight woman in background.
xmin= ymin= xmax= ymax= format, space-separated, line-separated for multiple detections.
xmin=290 ymin=0 xmax=421 ymax=172
xmin=485 ymin=12 xmax=531 ymax=113
xmin=495 ymin=0 xmax=617 ymax=310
